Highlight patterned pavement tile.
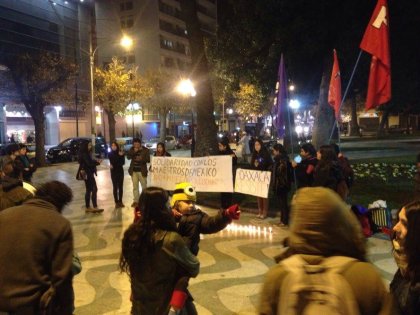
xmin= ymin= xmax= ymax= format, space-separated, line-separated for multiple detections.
xmin=30 ymin=161 xmax=397 ymax=314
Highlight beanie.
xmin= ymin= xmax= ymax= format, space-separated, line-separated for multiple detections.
xmin=170 ymin=182 xmax=196 ymax=207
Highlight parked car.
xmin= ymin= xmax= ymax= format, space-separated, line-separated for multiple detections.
xmin=46 ymin=137 xmax=107 ymax=163
xmin=145 ymin=135 xmax=178 ymax=151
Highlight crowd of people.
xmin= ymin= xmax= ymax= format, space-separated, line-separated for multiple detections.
xmin=0 ymin=137 xmax=419 ymax=315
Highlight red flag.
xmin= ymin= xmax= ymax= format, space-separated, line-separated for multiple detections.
xmin=328 ymin=49 xmax=342 ymax=120
xmin=360 ymin=0 xmax=391 ymax=110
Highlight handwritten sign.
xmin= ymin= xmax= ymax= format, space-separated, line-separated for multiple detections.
xmin=234 ymin=168 xmax=271 ymax=198
xmin=150 ymin=156 xmax=233 ymax=192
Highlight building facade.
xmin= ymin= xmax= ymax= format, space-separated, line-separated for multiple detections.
xmin=94 ymin=0 xmax=217 ymax=141
xmin=0 ymin=0 xmax=92 ymax=144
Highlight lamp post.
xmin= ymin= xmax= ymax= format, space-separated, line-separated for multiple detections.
xmin=176 ymin=79 xmax=196 ymax=157
xmin=88 ymin=35 xmax=133 ymax=154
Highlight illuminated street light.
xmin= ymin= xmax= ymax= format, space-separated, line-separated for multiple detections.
xmin=289 ymin=99 xmax=300 ymax=110
xmin=289 ymin=84 xmax=295 ymax=92
xmin=176 ymin=79 xmax=196 ymax=156
xmin=120 ymin=35 xmax=133 ymax=49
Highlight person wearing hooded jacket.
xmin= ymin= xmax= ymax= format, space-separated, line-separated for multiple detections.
xmin=259 ymin=187 xmax=395 ymax=315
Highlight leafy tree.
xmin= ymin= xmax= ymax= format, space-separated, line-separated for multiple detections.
xmin=179 ymin=0 xmax=218 ymax=156
xmin=234 ymin=83 xmax=265 ymax=117
xmin=5 ymin=52 xmax=76 ymax=166
xmin=94 ymin=58 xmax=134 ymax=142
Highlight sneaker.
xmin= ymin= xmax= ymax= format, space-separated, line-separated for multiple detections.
xmin=131 ymin=202 xmax=138 ymax=208
xmin=119 ymin=202 xmax=125 ymax=207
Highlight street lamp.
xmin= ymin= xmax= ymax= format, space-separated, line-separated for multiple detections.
xmin=88 ymin=35 xmax=133 ymax=153
xmin=176 ymin=79 xmax=196 ymax=157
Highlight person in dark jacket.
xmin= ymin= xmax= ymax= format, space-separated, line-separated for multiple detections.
xmin=271 ymin=144 xmax=293 ymax=226
xmin=0 ymin=161 xmax=34 ymax=211
xmin=291 ymin=143 xmax=317 ymax=188
xmin=251 ymin=138 xmax=272 ymax=219
xmin=217 ymin=137 xmax=238 ymax=209
xmin=78 ymin=141 xmax=103 ymax=213
xmin=313 ymin=144 xmax=348 ymax=200
xmin=127 ymin=137 xmax=150 ymax=208
xmin=108 ymin=141 xmax=125 ymax=208
xmin=332 ymin=143 xmax=354 ymax=189
xmin=0 ymin=181 xmax=74 ymax=315
xmin=15 ymin=143 xmax=36 ymax=182
xmin=154 ymin=142 xmax=172 ymax=157
xmin=170 ymin=182 xmax=240 ymax=314
xmin=391 ymin=200 xmax=420 ymax=315
xmin=120 ymin=187 xmax=200 ymax=315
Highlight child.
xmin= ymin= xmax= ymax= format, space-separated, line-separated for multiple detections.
xmin=169 ymin=182 xmax=240 ymax=314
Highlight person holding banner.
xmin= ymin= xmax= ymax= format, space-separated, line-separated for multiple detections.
xmin=127 ymin=138 xmax=150 ymax=208
xmin=251 ymin=139 xmax=273 ymax=219
xmin=217 ymin=137 xmax=237 ymax=209
xmin=154 ymin=142 xmax=172 ymax=157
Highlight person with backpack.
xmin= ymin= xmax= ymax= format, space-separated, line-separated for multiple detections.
xmin=259 ymin=187 xmax=394 ymax=315
xmin=271 ymin=144 xmax=293 ymax=226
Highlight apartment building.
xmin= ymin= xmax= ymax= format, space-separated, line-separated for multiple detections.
xmin=94 ymin=0 xmax=217 ymax=140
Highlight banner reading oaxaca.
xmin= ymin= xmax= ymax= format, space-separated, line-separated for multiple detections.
xmin=150 ymin=156 xmax=233 ymax=192
xmin=234 ymin=168 xmax=271 ymax=198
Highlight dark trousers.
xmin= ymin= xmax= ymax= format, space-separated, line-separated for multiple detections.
xmin=277 ymin=189 xmax=290 ymax=225
xmin=111 ymin=171 xmax=124 ymax=203
xmin=84 ymin=175 xmax=98 ymax=208
xmin=220 ymin=192 xmax=233 ymax=209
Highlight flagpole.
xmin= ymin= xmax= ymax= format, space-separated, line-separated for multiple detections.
xmin=328 ymin=50 xmax=363 ymax=143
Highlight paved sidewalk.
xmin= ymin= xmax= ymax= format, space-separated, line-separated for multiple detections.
xmin=31 ymin=162 xmax=397 ymax=315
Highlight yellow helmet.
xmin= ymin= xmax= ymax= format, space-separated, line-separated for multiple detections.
xmin=170 ymin=182 xmax=196 ymax=207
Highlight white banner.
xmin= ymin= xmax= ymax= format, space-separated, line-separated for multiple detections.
xmin=149 ymin=156 xmax=233 ymax=192
xmin=234 ymin=168 xmax=271 ymax=198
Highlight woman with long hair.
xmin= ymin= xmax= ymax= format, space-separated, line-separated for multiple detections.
xmin=313 ymin=144 xmax=347 ymax=199
xmin=120 ymin=187 xmax=200 ymax=315
xmin=78 ymin=141 xmax=103 ymax=213
xmin=391 ymin=200 xmax=420 ymax=315
xmin=108 ymin=141 xmax=125 ymax=208
xmin=154 ymin=142 xmax=172 ymax=157
xmin=250 ymin=138 xmax=272 ymax=219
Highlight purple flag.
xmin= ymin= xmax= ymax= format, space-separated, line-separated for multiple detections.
xmin=274 ymin=54 xmax=288 ymax=138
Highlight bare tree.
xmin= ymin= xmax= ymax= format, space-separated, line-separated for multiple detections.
xmin=6 ymin=52 xmax=76 ymax=166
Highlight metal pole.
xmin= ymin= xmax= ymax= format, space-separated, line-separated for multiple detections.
xmin=222 ymin=101 xmax=225 ymax=132
xmin=89 ymin=51 xmax=96 ymax=157
xmin=328 ymin=50 xmax=363 ymax=143
xmin=191 ymin=104 xmax=194 ymax=157
xmin=75 ymin=81 xmax=79 ymax=137
xmin=132 ymin=109 xmax=135 ymax=137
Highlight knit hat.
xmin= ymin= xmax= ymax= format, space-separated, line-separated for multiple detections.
xmin=170 ymin=182 xmax=196 ymax=207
